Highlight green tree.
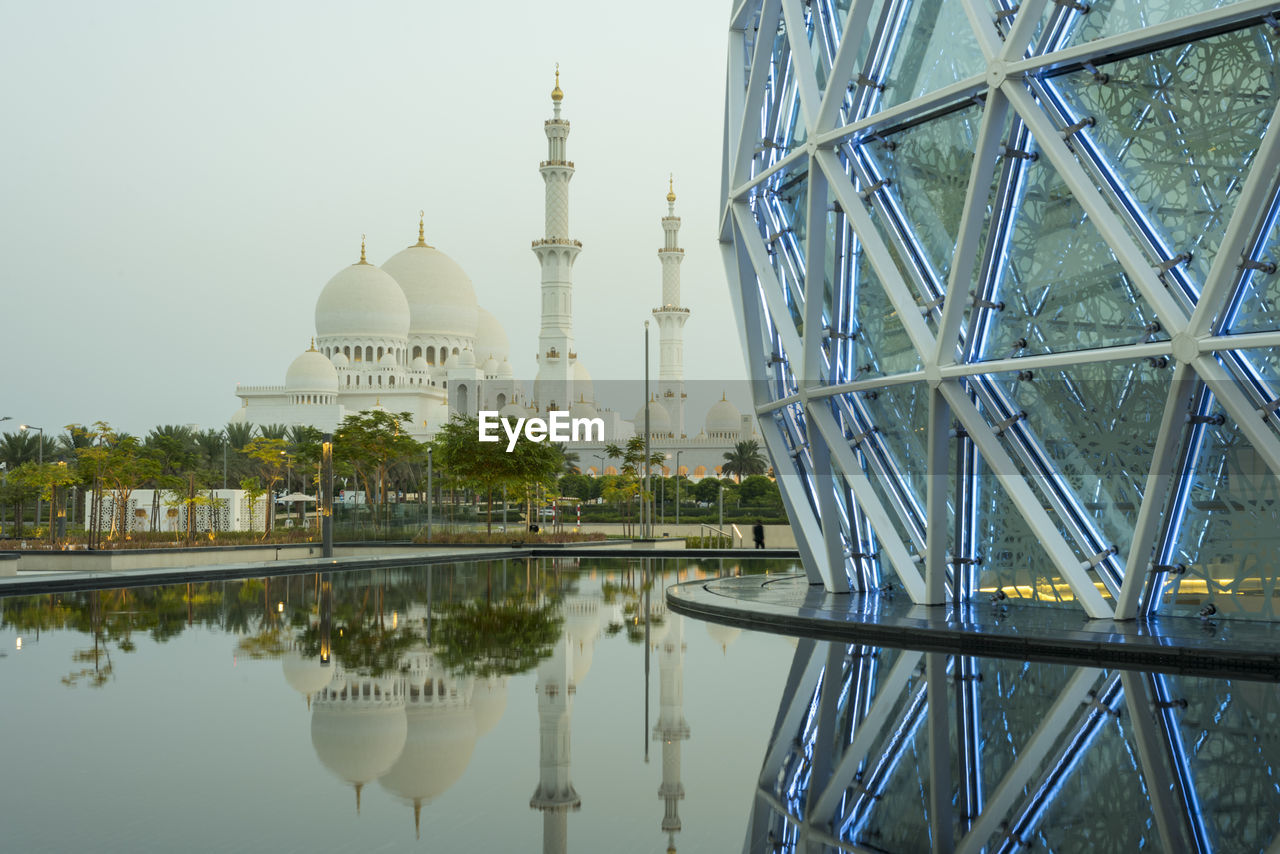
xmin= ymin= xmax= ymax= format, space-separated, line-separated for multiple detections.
xmin=240 ymin=437 xmax=291 ymax=536
xmin=432 ymin=414 xmax=558 ymax=534
xmin=335 ymin=410 xmax=422 ymax=531
xmin=721 ymin=440 xmax=768 ymax=483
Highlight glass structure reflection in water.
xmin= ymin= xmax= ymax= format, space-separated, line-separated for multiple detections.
xmin=722 ymin=0 xmax=1280 ymax=622
xmin=748 ymin=638 xmax=1280 ymax=853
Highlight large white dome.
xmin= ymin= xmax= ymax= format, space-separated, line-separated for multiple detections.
xmin=475 ymin=306 xmax=509 ymax=362
xmin=634 ymin=398 xmax=671 ymax=435
xmin=381 ymin=242 xmax=478 ymax=339
xmin=286 ymin=345 xmax=339 ymax=390
xmin=315 ymin=261 xmax=411 ymax=339
xmin=705 ymin=393 xmax=742 ymax=436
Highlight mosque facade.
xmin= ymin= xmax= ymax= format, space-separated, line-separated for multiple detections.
xmin=232 ymin=71 xmax=755 ymax=478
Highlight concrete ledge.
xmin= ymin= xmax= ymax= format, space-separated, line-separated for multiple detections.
xmin=667 ymin=573 xmax=1280 ymax=681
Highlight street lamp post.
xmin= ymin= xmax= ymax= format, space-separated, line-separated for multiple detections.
xmin=426 ymin=445 xmax=433 ymax=543
xmin=321 ymin=434 xmax=333 ymax=557
xmin=20 ymin=425 xmax=43 ymax=528
xmin=593 ymin=453 xmax=606 ymax=479
xmin=643 ymin=321 xmax=651 ymax=539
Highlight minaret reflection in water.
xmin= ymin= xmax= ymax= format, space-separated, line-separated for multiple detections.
xmin=747 ymin=639 xmax=1280 ymax=853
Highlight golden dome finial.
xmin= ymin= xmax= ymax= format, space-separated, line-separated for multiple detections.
xmin=667 ymin=173 xmax=676 ymax=203
xmin=551 ymin=62 xmax=563 ymax=102
xmin=359 ymin=234 xmax=367 ymax=265
xmin=417 ymin=210 xmax=427 ymax=246
xmin=309 ymin=337 xmax=316 ymax=351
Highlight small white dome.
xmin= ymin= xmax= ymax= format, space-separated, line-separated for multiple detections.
xmin=286 ymin=346 xmax=339 ymax=390
xmin=378 ymin=702 xmax=478 ymax=809
xmin=497 ymin=357 xmax=513 ymax=379
xmin=482 ymin=356 xmax=499 ymax=375
xmin=475 ymin=306 xmax=510 ymax=362
xmin=311 ymin=680 xmax=408 ymax=788
xmin=569 ymin=396 xmax=597 ymax=421
xmin=282 ymin=650 xmax=333 ymax=698
xmin=572 ymin=361 xmax=594 ymax=404
xmin=410 ymin=356 xmax=429 ymax=372
xmin=457 ymin=349 xmax=476 ymax=368
xmin=634 ymin=398 xmax=671 ymax=435
xmin=331 ymin=351 xmax=349 ymax=368
xmin=315 ymin=261 xmax=411 ymax=340
xmin=500 ymin=402 xmax=528 ymax=420
xmin=381 ymin=242 xmax=478 ymax=339
xmin=705 ymin=394 xmax=742 ymax=436
xmin=379 ymin=352 xmax=397 ymax=368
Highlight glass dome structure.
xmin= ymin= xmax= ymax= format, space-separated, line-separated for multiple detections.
xmin=720 ymin=0 xmax=1280 ymax=621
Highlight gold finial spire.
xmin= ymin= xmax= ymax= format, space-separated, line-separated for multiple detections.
xmin=358 ymin=234 xmax=367 ymax=265
xmin=551 ymin=62 xmax=563 ymax=102
xmin=667 ymin=173 xmax=676 ymax=203
xmin=309 ymin=337 xmax=316 ymax=351
xmin=416 ymin=210 xmax=427 ymax=247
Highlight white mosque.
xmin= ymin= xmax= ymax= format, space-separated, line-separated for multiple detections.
xmin=231 ymin=70 xmax=756 ymax=478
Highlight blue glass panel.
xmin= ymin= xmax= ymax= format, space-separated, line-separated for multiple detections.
xmin=1069 ymin=0 xmax=1239 ymax=46
xmin=877 ymin=0 xmax=985 ymax=110
xmin=990 ymin=359 xmax=1170 ymax=565
xmin=860 ymin=382 xmax=930 ymax=517
xmin=974 ymin=135 xmax=1166 ymax=360
xmin=1053 ymin=25 xmax=1280 ymax=293
xmin=1222 ymin=205 xmax=1280 ymax=334
xmin=872 ymin=102 xmax=984 ymax=290
xmin=1160 ymin=389 xmax=1280 ymax=621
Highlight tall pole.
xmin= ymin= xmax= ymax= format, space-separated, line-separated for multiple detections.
xmin=426 ymin=445 xmax=433 ymax=543
xmin=321 ymin=433 xmax=333 ymax=557
xmin=643 ymin=321 xmax=651 ymax=539
xmin=718 ymin=480 xmax=723 ymax=530
xmin=675 ymin=450 xmax=682 ymax=526
xmin=22 ymin=425 xmax=43 ymax=528
xmin=222 ymin=434 xmax=228 ymax=489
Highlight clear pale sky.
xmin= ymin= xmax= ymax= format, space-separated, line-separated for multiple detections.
xmin=0 ymin=1 xmax=750 ymax=437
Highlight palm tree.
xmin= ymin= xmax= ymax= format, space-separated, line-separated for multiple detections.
xmin=721 ymin=440 xmax=768 ymax=483
xmin=224 ymin=422 xmax=256 ymax=450
xmin=259 ymin=423 xmax=290 ymax=440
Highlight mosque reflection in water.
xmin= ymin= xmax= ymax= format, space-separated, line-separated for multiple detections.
xmin=750 ymin=639 xmax=1280 ymax=853
xmin=1 ymin=557 xmax=759 ymax=852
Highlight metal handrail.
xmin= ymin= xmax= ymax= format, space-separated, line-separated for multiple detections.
xmin=699 ymin=523 xmax=742 ymax=548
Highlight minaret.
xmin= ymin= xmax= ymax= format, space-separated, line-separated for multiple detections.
xmin=653 ymin=177 xmax=690 ymax=437
xmin=654 ymin=613 xmax=690 ymax=852
xmin=530 ymin=630 xmax=580 ymax=854
xmin=532 ymin=64 xmax=580 ymax=412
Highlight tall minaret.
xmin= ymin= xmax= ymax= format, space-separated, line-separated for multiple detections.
xmin=653 ymin=177 xmax=690 ymax=437
xmin=530 ymin=630 xmax=580 ymax=854
xmin=654 ymin=613 xmax=690 ymax=853
xmin=533 ymin=64 xmax=580 ymax=412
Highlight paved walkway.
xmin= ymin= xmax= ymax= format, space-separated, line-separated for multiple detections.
xmin=0 ymin=545 xmax=800 ymax=596
xmin=668 ymin=573 xmax=1280 ymax=679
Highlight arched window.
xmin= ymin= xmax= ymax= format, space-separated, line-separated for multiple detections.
xmin=496 ymin=392 xmax=507 ymax=408
xmin=365 ymin=346 xmax=373 ymax=362
xmin=452 ymin=347 xmax=459 ymax=356
xmin=353 ymin=348 xmax=362 ymax=362
xmin=346 ymin=376 xmax=351 ymax=387
xmin=605 ymin=466 xmax=618 ymax=476
xmin=413 ymin=345 xmax=422 ymax=360
xmin=426 ymin=346 xmax=435 ymax=365
xmin=389 ymin=376 xmax=395 ymax=386
xmin=377 ymin=375 xmax=383 ymax=386
xmin=457 ymin=384 xmax=468 ymax=412
xmin=694 ymin=465 xmax=707 ymax=477
xmin=377 ymin=346 xmax=384 ymax=361
xmin=343 ymin=346 xmax=350 ymax=358
xmin=440 ymin=349 xmax=448 ymax=365
xmin=355 ymin=376 xmax=360 ymax=386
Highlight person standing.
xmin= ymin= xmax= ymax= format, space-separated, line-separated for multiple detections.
xmin=753 ymin=520 xmax=765 ymax=549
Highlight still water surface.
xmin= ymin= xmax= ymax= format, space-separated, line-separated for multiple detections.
xmin=2 ymin=557 xmax=1278 ymax=852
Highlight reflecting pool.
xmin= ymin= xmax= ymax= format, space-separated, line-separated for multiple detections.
xmin=0 ymin=557 xmax=797 ymax=853
xmin=3 ymin=557 xmax=1278 ymax=852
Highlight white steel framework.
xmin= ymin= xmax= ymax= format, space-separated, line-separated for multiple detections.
xmin=721 ymin=0 xmax=1280 ymax=621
